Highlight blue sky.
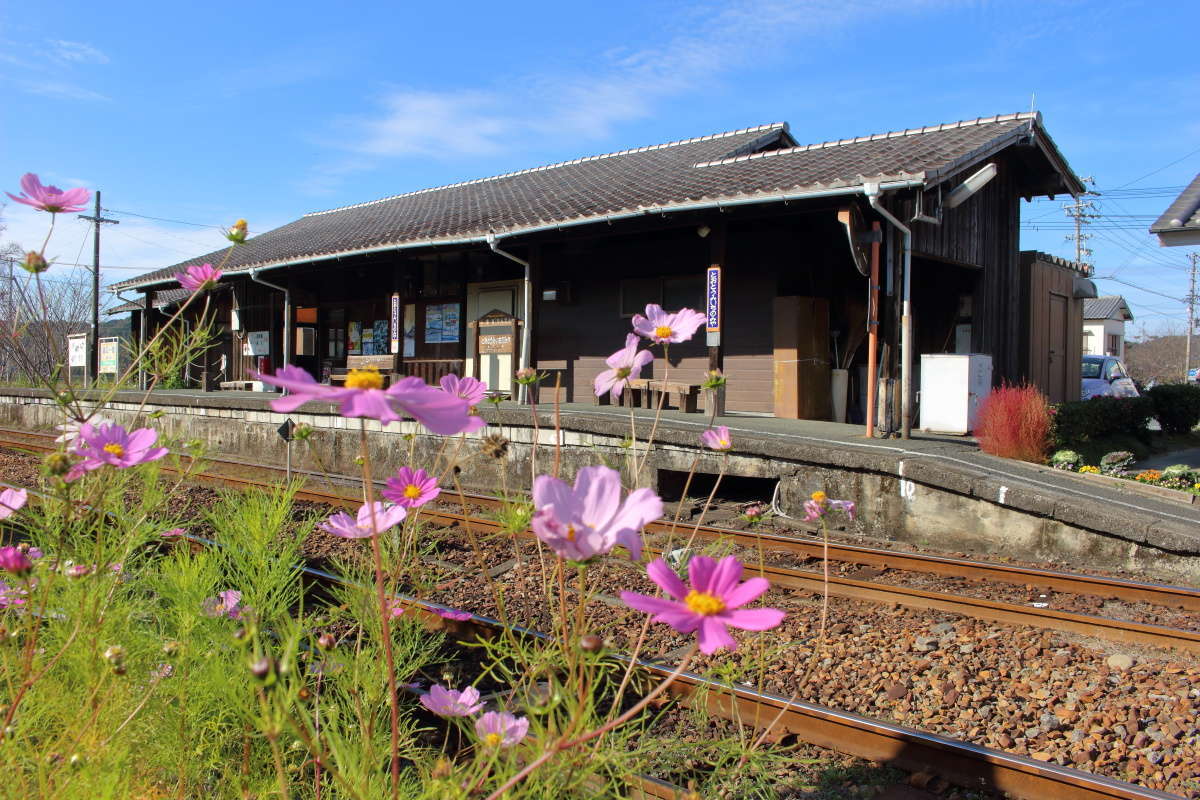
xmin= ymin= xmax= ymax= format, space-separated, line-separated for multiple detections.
xmin=2 ymin=0 xmax=1197 ymax=334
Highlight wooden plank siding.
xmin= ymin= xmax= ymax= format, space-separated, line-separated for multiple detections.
xmin=905 ymin=160 xmax=1023 ymax=385
xmin=1018 ymin=253 xmax=1083 ymax=403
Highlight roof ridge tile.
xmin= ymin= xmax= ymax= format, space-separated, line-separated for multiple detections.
xmin=304 ymin=122 xmax=788 ymax=218
xmin=692 ymin=111 xmax=1036 ymax=168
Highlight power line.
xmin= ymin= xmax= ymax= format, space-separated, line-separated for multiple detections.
xmin=1113 ymin=146 xmax=1200 ymax=190
xmin=102 ymin=207 xmax=224 ymax=229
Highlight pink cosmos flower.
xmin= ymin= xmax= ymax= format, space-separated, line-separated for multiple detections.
xmin=700 ymin=426 xmax=732 ymax=451
xmin=250 ymin=366 xmax=474 ymax=434
xmin=66 ymin=423 xmax=168 ymax=481
xmin=0 ymin=488 xmax=28 ymax=520
xmin=594 ymin=333 xmax=654 ymax=401
xmin=0 ymin=581 xmax=27 ymax=609
xmin=160 ymin=527 xmax=185 ymax=538
xmin=65 ymin=564 xmax=91 ymax=578
xmin=419 ymin=684 xmax=484 ymax=717
xmin=531 ymin=466 xmax=662 ymax=561
xmin=434 ymin=607 xmax=473 ymax=621
xmin=175 ymin=263 xmax=222 ymax=293
xmin=475 ymin=711 xmax=529 ymax=748
xmin=620 ymin=555 xmax=786 ymax=655
xmin=319 ymin=502 xmax=407 ymax=539
xmin=0 ymin=546 xmax=32 ymax=576
xmin=6 ymin=173 xmax=90 ymax=214
xmin=386 ymin=598 xmax=406 ymax=618
xmin=632 ymin=304 xmax=707 ymax=345
xmin=803 ymin=494 xmax=856 ymax=522
xmin=203 ymin=589 xmax=243 ymax=619
xmin=382 ymin=466 xmax=440 ymax=508
xmin=54 ymin=415 xmax=113 ymax=444
xmin=440 ymin=374 xmax=487 ymax=406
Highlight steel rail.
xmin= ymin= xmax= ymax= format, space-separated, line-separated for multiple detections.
xmin=2 ymin=424 xmax=1197 ymax=613
xmin=0 ymin=477 xmax=1183 ymax=800
xmin=1 ymin=429 xmax=1198 ymax=653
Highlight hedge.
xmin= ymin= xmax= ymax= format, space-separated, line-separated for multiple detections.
xmin=1146 ymin=383 xmax=1200 ymax=435
xmin=1052 ymin=396 xmax=1155 ymax=447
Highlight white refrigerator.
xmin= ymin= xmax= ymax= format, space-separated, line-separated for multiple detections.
xmin=919 ymin=354 xmax=992 ymax=435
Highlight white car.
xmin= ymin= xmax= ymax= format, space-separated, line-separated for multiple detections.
xmin=1081 ymin=356 xmax=1139 ymax=400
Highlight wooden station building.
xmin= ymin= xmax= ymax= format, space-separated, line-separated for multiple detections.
xmin=111 ymin=112 xmax=1085 ymax=434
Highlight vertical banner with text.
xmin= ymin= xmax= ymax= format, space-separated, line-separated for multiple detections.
xmin=390 ymin=293 xmax=401 ymax=354
xmin=705 ymin=265 xmax=721 ymax=346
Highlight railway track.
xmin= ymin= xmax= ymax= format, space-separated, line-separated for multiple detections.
xmin=2 ymin=471 xmax=1185 ymax=799
xmin=1 ymin=424 xmax=1198 ymax=656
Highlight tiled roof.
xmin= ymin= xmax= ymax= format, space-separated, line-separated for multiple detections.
xmin=1084 ymin=295 xmax=1133 ymax=321
xmin=1151 ymin=174 xmax=1200 ymax=236
xmin=114 ymin=112 xmax=1081 ymax=290
xmin=106 ymin=287 xmax=191 ymax=314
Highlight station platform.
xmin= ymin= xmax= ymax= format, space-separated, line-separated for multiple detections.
xmin=1 ymin=387 xmax=1197 ymax=578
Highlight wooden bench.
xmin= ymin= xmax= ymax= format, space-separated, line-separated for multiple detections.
xmin=593 ymin=379 xmax=701 ymax=413
xmin=637 ymin=379 xmax=701 ymax=413
xmin=330 ymin=354 xmax=400 ymax=386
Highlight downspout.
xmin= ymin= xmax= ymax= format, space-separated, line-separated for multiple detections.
xmin=249 ymin=269 xmax=291 ymax=390
xmin=865 ymin=183 xmax=914 ymax=440
xmin=485 ymin=233 xmax=532 ymax=404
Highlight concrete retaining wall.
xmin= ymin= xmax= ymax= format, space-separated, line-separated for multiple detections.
xmin=2 ymin=390 xmax=1197 ymax=583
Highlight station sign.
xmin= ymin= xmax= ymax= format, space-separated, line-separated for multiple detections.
xmin=705 ymin=265 xmax=721 ymax=346
xmin=68 ymin=334 xmax=88 ymax=368
xmin=99 ymin=338 xmax=120 ymax=375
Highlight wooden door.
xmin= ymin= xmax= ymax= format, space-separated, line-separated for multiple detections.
xmin=1047 ymin=293 xmax=1068 ymax=403
xmin=773 ymin=296 xmax=831 ymax=419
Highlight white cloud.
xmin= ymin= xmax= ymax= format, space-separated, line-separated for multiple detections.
xmin=47 ymin=39 xmax=110 ymax=65
xmin=315 ymin=0 xmax=940 ymax=187
xmin=14 ymin=79 xmax=109 ymax=102
xmin=0 ymin=200 xmax=232 ymax=291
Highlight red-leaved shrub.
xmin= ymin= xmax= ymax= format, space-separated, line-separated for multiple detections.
xmin=974 ymin=382 xmax=1052 ymax=462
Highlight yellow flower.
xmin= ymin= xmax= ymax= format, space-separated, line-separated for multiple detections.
xmin=810 ymin=490 xmax=827 ymax=504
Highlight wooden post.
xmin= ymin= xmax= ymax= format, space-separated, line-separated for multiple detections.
xmin=865 ymin=221 xmax=881 ymax=438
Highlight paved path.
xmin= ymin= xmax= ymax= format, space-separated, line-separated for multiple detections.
xmin=1137 ymin=447 xmax=1200 ymax=470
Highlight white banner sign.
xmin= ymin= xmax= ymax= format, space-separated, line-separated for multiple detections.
xmin=68 ymin=334 xmax=88 ymax=369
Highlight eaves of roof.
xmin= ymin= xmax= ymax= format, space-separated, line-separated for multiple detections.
xmin=1151 ymin=174 xmax=1200 ymax=246
xmin=112 ymin=112 xmax=1083 ymax=292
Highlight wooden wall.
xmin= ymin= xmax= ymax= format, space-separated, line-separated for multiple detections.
xmin=1018 ymin=255 xmax=1083 ymax=403
xmin=905 ymin=159 xmax=1023 ymax=384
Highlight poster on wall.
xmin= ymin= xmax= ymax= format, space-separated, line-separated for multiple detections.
xmin=242 ymin=330 xmax=270 ymax=357
xmin=424 ymin=304 xmax=443 ymax=343
xmin=373 ymin=320 xmax=388 ymax=354
xmin=403 ymin=304 xmax=416 ymax=357
xmin=439 ymin=303 xmax=460 ymax=343
xmin=348 ymin=321 xmax=361 ymax=355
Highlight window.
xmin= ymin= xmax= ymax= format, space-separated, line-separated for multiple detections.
xmin=1105 ymin=359 xmax=1125 ymax=381
xmin=1106 ymin=334 xmax=1120 ymax=356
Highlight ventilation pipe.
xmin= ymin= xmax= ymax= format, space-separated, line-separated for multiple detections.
xmin=485 ymin=233 xmax=532 ymax=404
xmin=864 ymin=183 xmax=914 ymax=439
xmin=249 ymin=269 xmax=290 ymax=389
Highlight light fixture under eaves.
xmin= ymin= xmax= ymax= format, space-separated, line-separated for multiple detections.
xmin=697 ymin=225 xmax=711 ymax=238
xmin=944 ymin=163 xmax=998 ymax=209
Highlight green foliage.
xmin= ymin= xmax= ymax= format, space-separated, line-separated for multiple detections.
xmin=1147 ymin=383 xmax=1200 ymax=435
xmin=1099 ymin=450 xmax=1136 ymax=476
xmin=1049 ymin=449 xmax=1082 ymax=471
xmin=1051 ymin=396 xmax=1155 ymax=448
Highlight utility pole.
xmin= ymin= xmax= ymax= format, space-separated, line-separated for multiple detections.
xmin=1063 ymin=180 xmax=1097 ymax=273
xmin=78 ymin=191 xmax=118 ymax=385
xmin=1187 ymin=252 xmax=1199 ymax=383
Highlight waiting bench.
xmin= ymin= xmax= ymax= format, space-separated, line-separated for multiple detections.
xmin=594 ymin=378 xmax=701 ymax=413
xmin=330 ymin=354 xmax=401 ymax=387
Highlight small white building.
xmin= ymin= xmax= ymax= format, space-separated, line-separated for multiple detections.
xmin=1082 ymin=296 xmax=1133 ymax=359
